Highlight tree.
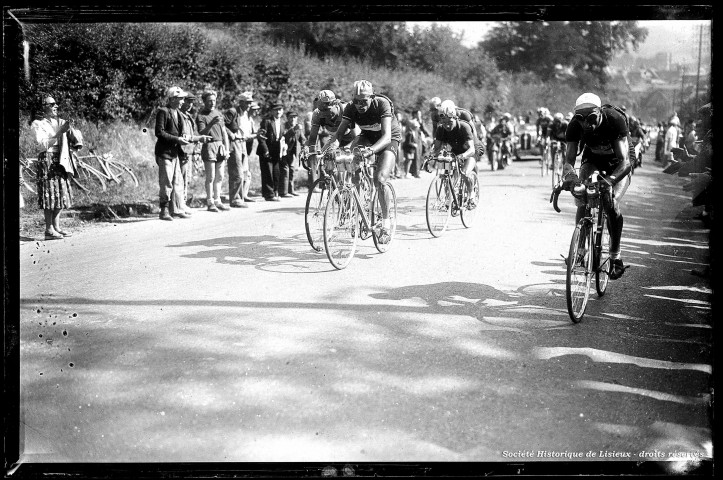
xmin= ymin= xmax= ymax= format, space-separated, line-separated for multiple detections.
xmin=481 ymin=21 xmax=648 ymax=86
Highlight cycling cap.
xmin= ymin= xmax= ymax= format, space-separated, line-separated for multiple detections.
xmin=429 ymin=96 xmax=442 ymax=108
xmin=503 ymin=112 xmax=511 ymax=120
xmin=574 ymin=92 xmax=601 ymax=111
xmin=318 ymin=90 xmax=336 ymax=104
xmin=554 ymin=112 xmax=564 ymax=121
xmin=166 ymin=86 xmax=185 ymax=98
xmin=440 ymin=100 xmax=457 ymax=118
xmin=353 ymin=80 xmax=373 ymax=96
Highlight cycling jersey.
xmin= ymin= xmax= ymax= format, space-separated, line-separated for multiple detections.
xmin=342 ymin=96 xmax=401 ymax=144
xmin=566 ymin=106 xmax=628 ymax=160
xmin=549 ymin=120 xmax=568 ymax=142
xmin=537 ymin=115 xmax=553 ymax=137
xmin=490 ymin=123 xmax=513 ymax=138
xmin=435 ymin=120 xmax=476 ymax=155
xmin=312 ymin=101 xmax=356 ymax=143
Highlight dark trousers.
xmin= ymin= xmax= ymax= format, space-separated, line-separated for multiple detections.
xmin=278 ymin=156 xmax=290 ymax=196
xmin=260 ymin=154 xmax=280 ymax=199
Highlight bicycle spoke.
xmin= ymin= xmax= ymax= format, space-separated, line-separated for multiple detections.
xmin=566 ymin=222 xmax=593 ymax=322
xmin=426 ymin=175 xmax=451 ymax=237
xmin=305 ymin=178 xmax=331 ymax=252
xmin=323 ymin=188 xmax=358 ymax=270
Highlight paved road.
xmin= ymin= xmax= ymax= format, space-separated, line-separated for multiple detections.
xmin=18 ymin=152 xmax=713 ymax=467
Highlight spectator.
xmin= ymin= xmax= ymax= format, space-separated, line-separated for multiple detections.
xmin=402 ymin=118 xmax=420 ymax=179
xmin=179 ymin=91 xmax=212 ymax=214
xmin=684 ymin=121 xmax=698 ymax=152
xmin=246 ymin=101 xmax=260 ymax=160
xmin=223 ymin=92 xmax=251 ymax=208
xmin=257 ymin=101 xmax=286 ymax=201
xmin=428 ymin=96 xmax=442 ymax=140
xmin=655 ymin=121 xmax=665 ymax=163
xmin=196 ymin=90 xmax=231 ymax=212
xmin=282 ymin=111 xmax=306 ymax=196
xmin=154 ymin=86 xmax=190 ymax=221
xmin=395 ymin=111 xmax=406 ymax=178
xmin=662 ymin=117 xmax=680 ymax=168
xmin=30 ymin=95 xmax=79 ymax=238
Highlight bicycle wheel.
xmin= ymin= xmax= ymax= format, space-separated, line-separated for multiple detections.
xmin=305 ymin=177 xmax=331 ymax=252
xmin=425 ymin=174 xmax=452 ymax=237
xmin=372 ymin=181 xmax=397 ymax=253
xmin=566 ymin=220 xmax=593 ymax=322
xmin=460 ymin=171 xmax=479 ymax=228
xmin=595 ymin=213 xmax=611 ymax=296
xmin=323 ymin=187 xmax=358 ymax=270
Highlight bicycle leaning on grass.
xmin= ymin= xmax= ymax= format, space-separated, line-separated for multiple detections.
xmin=550 ymin=163 xmax=630 ymax=322
xmin=322 ymin=146 xmax=397 ymax=270
xmin=423 ymin=149 xmax=480 ymax=237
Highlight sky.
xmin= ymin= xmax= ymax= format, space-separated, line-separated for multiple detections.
xmin=406 ymin=20 xmax=710 ymax=63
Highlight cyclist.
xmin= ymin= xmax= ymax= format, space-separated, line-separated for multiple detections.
xmin=561 ymin=92 xmax=632 ymax=280
xmin=536 ymin=107 xmax=553 ymax=156
xmin=490 ymin=113 xmax=515 ymax=166
xmin=429 ymin=97 xmax=442 ymax=139
xmin=549 ymin=112 xmax=568 ymax=160
xmin=426 ymin=100 xmax=481 ymax=206
xmin=326 ymin=80 xmax=402 ymax=243
xmin=303 ymin=89 xmax=358 ymax=181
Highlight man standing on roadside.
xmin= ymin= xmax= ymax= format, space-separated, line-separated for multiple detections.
xmin=179 ymin=91 xmax=212 ymax=214
xmin=154 ymin=86 xmax=190 ymax=220
xmin=197 ymin=90 xmax=231 ymax=212
xmin=257 ymin=101 xmax=286 ymax=201
xmin=237 ymin=92 xmax=257 ymax=202
xmin=224 ymin=92 xmax=250 ymax=208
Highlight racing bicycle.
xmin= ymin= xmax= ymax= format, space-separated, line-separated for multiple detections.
xmin=323 ymin=146 xmax=397 ymax=270
xmin=550 ymin=166 xmax=629 ymax=322
xmin=423 ymin=150 xmax=480 ymax=237
xmin=302 ymin=147 xmax=348 ymax=252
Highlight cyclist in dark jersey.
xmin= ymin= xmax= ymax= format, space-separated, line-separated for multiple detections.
xmin=549 ymin=112 xmax=568 ymax=160
xmin=326 ymin=80 xmax=402 ymax=242
xmin=429 ymin=100 xmax=481 ymax=205
xmin=562 ymin=92 xmax=632 ymax=279
xmin=304 ymin=89 xmax=358 ymax=177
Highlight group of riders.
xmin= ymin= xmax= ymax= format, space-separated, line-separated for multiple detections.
xmin=302 ymin=80 xmax=636 ymax=279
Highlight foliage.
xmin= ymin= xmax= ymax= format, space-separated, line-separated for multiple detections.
xmin=481 ymin=21 xmax=648 ymax=86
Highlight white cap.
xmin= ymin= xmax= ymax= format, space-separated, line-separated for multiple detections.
xmin=574 ymin=92 xmax=601 ymax=111
xmin=318 ymin=89 xmax=336 ymax=104
xmin=429 ymin=96 xmax=442 ymax=108
xmin=166 ymin=86 xmax=184 ymax=98
xmin=440 ymin=100 xmax=457 ymax=118
xmin=353 ymin=80 xmax=373 ymax=96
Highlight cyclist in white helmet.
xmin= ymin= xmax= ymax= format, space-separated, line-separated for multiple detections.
xmin=429 ymin=100 xmax=481 ymax=205
xmin=562 ymin=92 xmax=632 ymax=279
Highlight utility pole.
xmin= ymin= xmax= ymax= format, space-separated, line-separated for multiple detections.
xmin=694 ymin=24 xmax=703 ymax=112
xmin=679 ymin=66 xmax=686 ymax=114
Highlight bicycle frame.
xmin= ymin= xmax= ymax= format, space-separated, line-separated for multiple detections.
xmin=430 ymin=151 xmax=465 ymax=210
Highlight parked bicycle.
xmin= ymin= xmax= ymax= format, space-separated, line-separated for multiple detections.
xmin=423 ymin=150 xmax=480 ymax=237
xmin=550 ymin=167 xmax=629 ymax=322
xmin=323 ymin=146 xmax=397 ymax=270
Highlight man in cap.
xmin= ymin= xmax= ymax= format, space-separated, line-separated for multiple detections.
xmin=257 ymin=101 xmax=286 ymax=200
xmin=325 ymin=80 xmax=402 ymax=243
xmin=154 ymin=86 xmax=191 ymax=220
xmin=223 ymin=91 xmax=256 ymax=207
xmin=303 ymin=89 xmax=358 ymax=187
xmin=179 ymin=91 xmax=212 ymax=213
xmin=283 ymin=110 xmax=306 ymax=196
xmin=562 ymin=92 xmax=632 ymax=280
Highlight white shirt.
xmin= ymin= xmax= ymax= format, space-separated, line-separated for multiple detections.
xmin=238 ymin=110 xmax=255 ymax=140
xmin=31 ymin=117 xmax=66 ymax=153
